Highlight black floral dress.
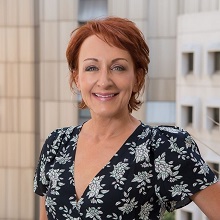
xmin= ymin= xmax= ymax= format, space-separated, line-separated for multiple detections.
xmin=34 ymin=123 xmax=218 ymax=220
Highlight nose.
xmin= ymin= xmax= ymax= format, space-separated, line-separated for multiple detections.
xmin=97 ymin=68 xmax=112 ymax=87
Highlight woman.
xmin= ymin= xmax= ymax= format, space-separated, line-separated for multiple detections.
xmin=34 ymin=17 xmax=220 ymax=220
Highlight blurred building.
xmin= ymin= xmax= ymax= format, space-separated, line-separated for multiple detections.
xmin=176 ymin=9 xmax=220 ymax=220
xmin=0 ymin=0 xmax=219 ymax=219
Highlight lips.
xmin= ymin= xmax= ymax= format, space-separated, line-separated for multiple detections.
xmin=93 ymin=93 xmax=118 ymax=100
xmin=94 ymin=93 xmax=116 ymax=98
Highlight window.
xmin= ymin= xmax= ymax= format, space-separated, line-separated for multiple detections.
xmin=182 ymin=106 xmax=193 ymax=128
xmin=188 ymin=53 xmax=194 ymax=72
xmin=208 ymin=162 xmax=219 ymax=178
xmin=186 ymin=212 xmax=192 ymax=220
xmin=180 ymin=211 xmax=193 ymax=220
xmin=213 ymin=107 xmax=220 ymax=125
xmin=182 ymin=52 xmax=194 ymax=75
xmin=208 ymin=51 xmax=220 ymax=75
xmin=146 ymin=102 xmax=176 ymax=125
xmin=78 ymin=108 xmax=91 ymax=125
xmin=187 ymin=106 xmax=193 ymax=124
xmin=77 ymin=93 xmax=91 ymax=124
xmin=214 ymin=52 xmax=220 ymax=73
xmin=78 ymin=0 xmax=107 ymax=23
xmin=207 ymin=107 xmax=220 ymax=130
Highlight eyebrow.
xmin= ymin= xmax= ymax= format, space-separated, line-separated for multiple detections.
xmin=83 ymin=58 xmax=128 ymax=63
xmin=83 ymin=58 xmax=98 ymax=62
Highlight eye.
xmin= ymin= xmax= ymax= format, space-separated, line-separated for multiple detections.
xmin=111 ymin=65 xmax=126 ymax=71
xmin=85 ymin=66 xmax=98 ymax=71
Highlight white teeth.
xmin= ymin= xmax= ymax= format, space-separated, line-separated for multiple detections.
xmin=95 ymin=94 xmax=115 ymax=98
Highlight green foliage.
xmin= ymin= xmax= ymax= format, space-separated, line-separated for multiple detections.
xmin=162 ymin=211 xmax=175 ymax=220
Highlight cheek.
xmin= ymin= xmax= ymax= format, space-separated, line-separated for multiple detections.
xmin=78 ymin=76 xmax=94 ymax=91
xmin=120 ymin=81 xmax=135 ymax=96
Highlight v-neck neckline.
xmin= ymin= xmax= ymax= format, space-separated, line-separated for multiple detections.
xmin=72 ymin=122 xmax=143 ymax=203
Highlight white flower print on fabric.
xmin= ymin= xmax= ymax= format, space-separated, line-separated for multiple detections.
xmin=70 ymin=133 xmax=79 ymax=145
xmin=39 ymin=154 xmax=49 ymax=185
xmin=154 ymin=185 xmax=168 ymax=204
xmin=165 ymin=201 xmax=177 ymax=213
xmin=168 ymin=137 xmax=189 ymax=160
xmin=154 ymin=153 xmax=173 ymax=180
xmin=56 ymin=146 xmax=72 ymax=164
xmin=198 ymin=161 xmax=210 ymax=176
xmin=118 ymin=196 xmax=138 ymax=214
xmin=116 ymin=187 xmax=138 ymax=214
xmin=138 ymin=202 xmax=153 ymax=219
xmin=59 ymin=206 xmax=75 ymax=220
xmin=131 ymin=171 xmax=153 ymax=194
xmin=110 ymin=160 xmax=130 ymax=190
xmin=153 ymin=137 xmax=165 ymax=149
xmin=106 ymin=213 xmax=123 ymax=219
xmin=155 ymin=152 xmax=182 ymax=182
xmin=87 ymin=175 xmax=109 ymax=204
xmin=48 ymin=129 xmax=66 ymax=155
xmin=199 ymin=176 xmax=219 ymax=189
xmin=33 ymin=174 xmax=38 ymax=193
xmin=65 ymin=126 xmax=74 ymax=137
xmin=154 ymin=186 xmax=178 ymax=212
xmin=69 ymin=196 xmax=84 ymax=212
xmin=169 ymin=181 xmax=191 ymax=200
xmin=193 ymin=158 xmax=205 ymax=173
xmin=68 ymin=163 xmax=74 ymax=185
xmin=86 ymin=207 xmax=103 ymax=220
xmin=48 ymin=168 xmax=65 ymax=195
xmin=128 ymin=142 xmax=150 ymax=163
xmin=46 ymin=196 xmax=57 ymax=218
xmin=184 ymin=135 xmax=194 ymax=148
xmin=184 ymin=135 xmax=200 ymax=155
xmin=137 ymin=127 xmax=151 ymax=139
xmin=158 ymin=126 xmax=181 ymax=134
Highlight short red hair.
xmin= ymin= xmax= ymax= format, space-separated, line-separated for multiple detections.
xmin=66 ymin=17 xmax=150 ymax=112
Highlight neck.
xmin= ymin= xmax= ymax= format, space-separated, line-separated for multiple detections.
xmin=82 ymin=114 xmax=140 ymax=140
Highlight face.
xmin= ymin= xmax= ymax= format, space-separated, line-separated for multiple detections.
xmin=76 ymin=35 xmax=137 ymax=118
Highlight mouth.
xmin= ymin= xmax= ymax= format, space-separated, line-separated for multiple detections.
xmin=93 ymin=93 xmax=119 ymax=100
xmin=93 ymin=93 xmax=118 ymax=98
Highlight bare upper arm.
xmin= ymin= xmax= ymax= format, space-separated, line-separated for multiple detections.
xmin=39 ymin=196 xmax=47 ymax=220
xmin=191 ymin=181 xmax=220 ymax=220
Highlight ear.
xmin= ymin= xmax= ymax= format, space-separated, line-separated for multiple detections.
xmin=73 ymin=70 xmax=80 ymax=90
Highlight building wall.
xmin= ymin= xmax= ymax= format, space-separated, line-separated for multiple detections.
xmin=176 ymin=11 xmax=220 ymax=220
xmin=39 ymin=0 xmax=79 ymax=146
xmin=0 ymin=0 xmax=39 ymax=219
xmin=0 ymin=0 xmax=219 ymax=219
xmin=146 ymin=0 xmax=178 ymax=126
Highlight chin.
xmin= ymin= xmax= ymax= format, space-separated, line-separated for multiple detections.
xmin=92 ymin=107 xmax=128 ymax=119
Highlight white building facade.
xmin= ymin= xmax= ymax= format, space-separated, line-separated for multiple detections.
xmin=176 ymin=10 xmax=220 ymax=220
xmin=0 ymin=0 xmax=219 ymax=219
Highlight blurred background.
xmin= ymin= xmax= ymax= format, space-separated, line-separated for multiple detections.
xmin=0 ymin=0 xmax=220 ymax=219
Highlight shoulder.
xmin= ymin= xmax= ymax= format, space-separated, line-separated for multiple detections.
xmin=152 ymin=125 xmax=189 ymax=137
xmin=150 ymin=125 xmax=195 ymax=149
xmin=139 ymin=123 xmax=193 ymax=144
xmin=149 ymin=125 xmax=202 ymax=168
xmin=41 ymin=125 xmax=81 ymax=159
xmin=45 ymin=125 xmax=81 ymax=143
xmin=139 ymin=123 xmax=201 ymax=157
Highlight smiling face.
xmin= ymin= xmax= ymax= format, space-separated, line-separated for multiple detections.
xmin=76 ymin=35 xmax=138 ymax=119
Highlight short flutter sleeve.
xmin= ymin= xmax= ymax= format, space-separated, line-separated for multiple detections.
xmin=33 ymin=128 xmax=68 ymax=196
xmin=151 ymin=126 xmax=218 ymax=212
